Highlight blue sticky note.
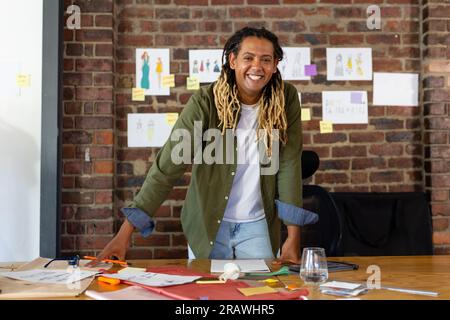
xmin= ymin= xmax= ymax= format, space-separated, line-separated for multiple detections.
xmin=351 ymin=92 xmax=363 ymax=104
xmin=304 ymin=64 xmax=317 ymax=76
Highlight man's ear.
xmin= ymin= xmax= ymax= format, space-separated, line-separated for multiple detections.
xmin=229 ymin=53 xmax=237 ymax=70
xmin=273 ymin=59 xmax=279 ymax=74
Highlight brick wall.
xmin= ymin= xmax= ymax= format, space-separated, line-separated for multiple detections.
xmin=61 ymin=0 xmax=449 ymax=258
xmin=422 ymin=0 xmax=450 ymax=254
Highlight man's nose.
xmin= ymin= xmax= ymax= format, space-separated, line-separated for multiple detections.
xmin=251 ymin=58 xmax=262 ymax=69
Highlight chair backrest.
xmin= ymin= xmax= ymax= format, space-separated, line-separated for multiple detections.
xmin=280 ymin=185 xmax=344 ymax=257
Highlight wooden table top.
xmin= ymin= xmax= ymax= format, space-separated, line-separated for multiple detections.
xmin=82 ymin=255 xmax=450 ymax=300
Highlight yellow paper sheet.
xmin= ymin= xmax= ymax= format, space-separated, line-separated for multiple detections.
xmin=118 ymin=267 xmax=147 ymax=274
xmin=301 ymin=108 xmax=311 ymax=121
xmin=186 ymin=76 xmax=200 ymax=90
xmin=162 ymin=75 xmax=175 ymax=88
xmin=132 ymin=88 xmax=145 ymax=101
xmin=16 ymin=74 xmax=31 ymax=88
xmin=166 ymin=113 xmax=179 ymax=126
xmin=320 ymin=121 xmax=333 ymax=133
xmin=238 ymin=286 xmax=277 ymax=297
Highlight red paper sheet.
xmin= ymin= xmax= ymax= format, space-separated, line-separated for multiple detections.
xmin=145 ymin=266 xmax=215 ymax=278
xmin=124 ymin=280 xmax=309 ymax=300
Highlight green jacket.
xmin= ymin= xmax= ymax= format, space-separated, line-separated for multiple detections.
xmin=127 ymin=81 xmax=313 ymax=258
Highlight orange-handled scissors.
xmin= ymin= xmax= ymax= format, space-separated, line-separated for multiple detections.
xmin=83 ymin=256 xmax=129 ymax=266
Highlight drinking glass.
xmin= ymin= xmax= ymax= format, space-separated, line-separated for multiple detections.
xmin=299 ymin=247 xmax=329 ymax=287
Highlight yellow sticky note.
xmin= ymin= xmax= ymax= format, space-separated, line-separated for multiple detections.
xmin=320 ymin=121 xmax=333 ymax=133
xmin=238 ymin=286 xmax=277 ymax=297
xmin=16 ymin=74 xmax=31 ymax=88
xmin=162 ymin=74 xmax=175 ymax=88
xmin=166 ymin=113 xmax=179 ymax=126
xmin=259 ymin=279 xmax=279 ymax=284
xmin=301 ymin=108 xmax=311 ymax=121
xmin=132 ymin=88 xmax=145 ymax=101
xmin=186 ymin=76 xmax=200 ymax=90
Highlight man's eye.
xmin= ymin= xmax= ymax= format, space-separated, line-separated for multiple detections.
xmin=243 ymin=57 xmax=252 ymax=61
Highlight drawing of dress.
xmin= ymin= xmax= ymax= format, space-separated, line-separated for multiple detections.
xmin=346 ymin=56 xmax=353 ymax=75
xmin=355 ymin=53 xmax=363 ymax=76
xmin=335 ymin=54 xmax=344 ymax=77
xmin=141 ymin=52 xmax=150 ymax=89
xmin=206 ymin=59 xmax=210 ymax=72
xmin=156 ymin=57 xmax=163 ymax=88
xmin=147 ymin=119 xmax=155 ymax=143
xmin=193 ymin=60 xmax=199 ymax=73
xmin=200 ymin=60 xmax=204 ymax=72
xmin=292 ymin=52 xmax=302 ymax=78
xmin=213 ymin=60 xmax=220 ymax=72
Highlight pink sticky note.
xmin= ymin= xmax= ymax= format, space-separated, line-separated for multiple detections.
xmin=304 ymin=64 xmax=317 ymax=76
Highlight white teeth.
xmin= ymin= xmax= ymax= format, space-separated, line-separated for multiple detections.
xmin=248 ymin=75 xmax=263 ymax=80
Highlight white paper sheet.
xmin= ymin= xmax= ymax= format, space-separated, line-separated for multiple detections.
xmin=127 ymin=113 xmax=178 ymax=147
xmin=327 ymin=48 xmax=372 ymax=81
xmin=373 ymin=72 xmax=419 ymax=106
xmin=136 ymin=48 xmax=170 ymax=96
xmin=210 ymin=260 xmax=270 ymax=273
xmin=85 ymin=286 xmax=174 ymax=300
xmin=0 ymin=269 xmax=99 ymax=284
xmin=279 ymin=47 xmax=311 ymax=81
xmin=189 ymin=49 xmax=223 ymax=83
xmin=322 ymin=91 xmax=368 ymax=124
xmin=103 ymin=272 xmax=201 ymax=287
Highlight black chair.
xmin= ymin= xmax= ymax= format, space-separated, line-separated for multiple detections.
xmin=280 ymin=150 xmax=344 ymax=257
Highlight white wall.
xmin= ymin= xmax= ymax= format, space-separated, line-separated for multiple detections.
xmin=0 ymin=0 xmax=43 ymax=261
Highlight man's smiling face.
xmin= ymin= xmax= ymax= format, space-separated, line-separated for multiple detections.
xmin=229 ymin=36 xmax=279 ymax=105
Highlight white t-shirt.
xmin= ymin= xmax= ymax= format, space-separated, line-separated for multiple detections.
xmin=223 ymin=103 xmax=265 ymax=223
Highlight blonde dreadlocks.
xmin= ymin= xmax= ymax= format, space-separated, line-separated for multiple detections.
xmin=213 ymin=27 xmax=288 ymax=157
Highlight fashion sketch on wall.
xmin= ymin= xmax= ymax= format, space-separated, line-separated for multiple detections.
xmin=136 ymin=48 xmax=170 ymax=96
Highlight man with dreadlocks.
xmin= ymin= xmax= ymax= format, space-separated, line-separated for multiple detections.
xmin=88 ymin=27 xmax=318 ymax=266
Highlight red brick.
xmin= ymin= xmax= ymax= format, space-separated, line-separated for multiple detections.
xmin=76 ymin=30 xmax=113 ymax=42
xmin=229 ymin=7 xmax=262 ymax=18
xmin=94 ymin=161 xmax=114 ymax=174
xmin=95 ymin=191 xmax=113 ymax=204
xmin=86 ymin=221 xmax=114 ymax=235
xmin=332 ymin=146 xmax=367 ymax=158
xmin=134 ymin=234 xmax=170 ymax=247
xmin=75 ymin=207 xmax=113 ymax=220
xmin=369 ymin=144 xmax=404 ymax=156
xmin=370 ymin=171 xmax=403 ymax=183
xmin=75 ymin=177 xmax=114 ymax=189
xmin=76 ymin=236 xmax=112 ymax=250
xmin=75 ymin=116 xmax=113 ymax=129
xmin=76 ymin=59 xmax=113 ymax=72
xmin=155 ymin=220 xmax=183 ymax=232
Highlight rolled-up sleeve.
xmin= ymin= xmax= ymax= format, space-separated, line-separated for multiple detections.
xmin=275 ymin=200 xmax=319 ymax=226
xmin=121 ymin=207 xmax=155 ymax=238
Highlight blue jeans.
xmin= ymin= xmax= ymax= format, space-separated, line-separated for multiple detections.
xmin=207 ymin=218 xmax=275 ymax=259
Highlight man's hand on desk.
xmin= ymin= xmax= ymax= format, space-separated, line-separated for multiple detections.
xmin=86 ymin=219 xmax=134 ymax=267
xmin=273 ymin=225 xmax=301 ymax=265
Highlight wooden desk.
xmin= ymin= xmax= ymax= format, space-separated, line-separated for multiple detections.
xmin=83 ymin=255 xmax=450 ymax=300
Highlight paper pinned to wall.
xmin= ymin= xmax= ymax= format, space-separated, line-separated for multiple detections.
xmin=320 ymin=121 xmax=333 ymax=133
xmin=322 ymin=91 xmax=368 ymax=124
xmin=373 ymin=72 xmax=419 ymax=106
xmin=189 ymin=49 xmax=223 ymax=83
xmin=301 ymin=108 xmax=311 ymax=121
xmin=136 ymin=48 xmax=170 ymax=96
xmin=279 ymin=47 xmax=311 ymax=81
xmin=326 ymin=48 xmax=372 ymax=81
xmin=128 ymin=113 xmax=178 ymax=147
xmin=187 ymin=76 xmax=200 ymax=90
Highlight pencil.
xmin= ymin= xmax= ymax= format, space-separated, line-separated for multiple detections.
xmin=83 ymin=256 xmax=129 ymax=266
